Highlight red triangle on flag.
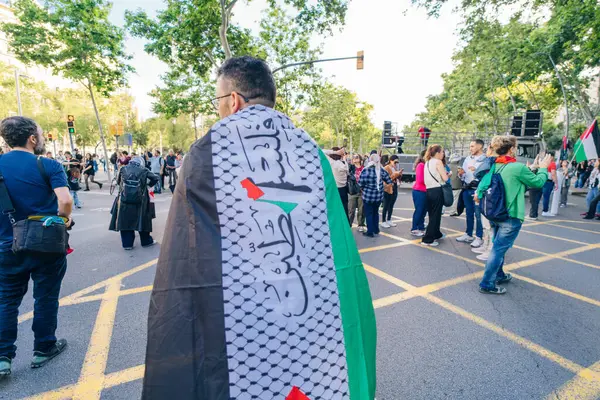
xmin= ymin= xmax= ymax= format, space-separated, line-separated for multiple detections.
xmin=286 ymin=386 xmax=310 ymax=400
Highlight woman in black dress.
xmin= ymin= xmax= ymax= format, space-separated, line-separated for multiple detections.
xmin=83 ymin=153 xmax=103 ymax=191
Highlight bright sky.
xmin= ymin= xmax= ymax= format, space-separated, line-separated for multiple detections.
xmin=109 ymin=0 xmax=462 ymax=128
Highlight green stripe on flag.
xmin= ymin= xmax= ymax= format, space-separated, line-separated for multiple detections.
xmin=318 ymin=149 xmax=377 ymax=400
xmin=574 ymin=138 xmax=587 ymax=163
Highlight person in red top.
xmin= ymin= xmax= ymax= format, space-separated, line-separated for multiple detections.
xmin=411 ymin=150 xmax=427 ymax=236
xmin=348 ymin=154 xmax=366 ymax=232
xmin=418 ymin=126 xmax=431 ymax=148
xmin=541 ymin=153 xmax=557 ymax=216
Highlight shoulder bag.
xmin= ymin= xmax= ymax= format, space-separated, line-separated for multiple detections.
xmin=427 ymin=161 xmax=454 ymax=207
xmin=0 ymin=156 xmax=68 ymax=255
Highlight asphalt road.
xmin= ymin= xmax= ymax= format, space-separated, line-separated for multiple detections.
xmin=1 ymin=179 xmax=599 ymax=400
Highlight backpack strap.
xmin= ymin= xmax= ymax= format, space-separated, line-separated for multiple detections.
xmin=0 ymin=157 xmax=17 ymax=225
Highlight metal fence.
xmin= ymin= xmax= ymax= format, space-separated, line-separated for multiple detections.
xmin=387 ymin=132 xmax=496 ymax=157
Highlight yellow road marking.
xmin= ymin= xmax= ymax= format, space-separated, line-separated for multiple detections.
xmin=519 ymin=229 xmax=591 ymax=245
xmin=364 ymin=263 xmax=585 ymax=375
xmin=70 ymin=285 xmax=154 ymax=305
xmin=103 ymin=364 xmax=146 ymax=389
xmin=378 ymin=232 xmax=412 ymax=243
xmin=422 ymin=293 xmax=583 ymax=374
xmin=18 ymin=259 xmax=158 ymax=324
xmin=359 ymin=242 xmax=411 ymax=254
xmin=511 ymin=273 xmax=600 ymax=308
xmin=373 ymin=291 xmax=420 ymax=308
xmin=72 ymin=280 xmax=122 ymax=400
xmin=546 ymin=222 xmax=600 ymax=235
xmin=547 ymin=360 xmax=600 ymax=400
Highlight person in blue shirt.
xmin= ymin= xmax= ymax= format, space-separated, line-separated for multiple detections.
xmin=0 ymin=116 xmax=73 ymax=378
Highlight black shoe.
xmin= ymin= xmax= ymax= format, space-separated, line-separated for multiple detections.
xmin=362 ymin=232 xmax=374 ymax=238
xmin=84 ymin=188 xmax=90 ymax=192
xmin=99 ymin=183 xmax=103 ymax=189
xmin=449 ymin=212 xmax=459 ymax=217
xmin=583 ymin=215 xmax=594 ymax=220
xmin=496 ymin=274 xmax=513 ymax=284
xmin=0 ymin=356 xmax=11 ymax=378
xmin=31 ymin=339 xmax=67 ymax=369
xmin=479 ymin=286 xmax=507 ymax=295
xmin=142 ymin=240 xmax=156 ymax=248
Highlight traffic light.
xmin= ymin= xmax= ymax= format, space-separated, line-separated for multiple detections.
xmin=67 ymin=115 xmax=76 ymax=135
xmin=48 ymin=133 xmax=53 ymax=142
xmin=357 ymin=51 xmax=364 ymax=70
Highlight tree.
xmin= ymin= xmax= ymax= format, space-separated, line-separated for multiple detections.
xmin=151 ymin=71 xmax=215 ymax=140
xmin=2 ymin=0 xmax=134 ymax=181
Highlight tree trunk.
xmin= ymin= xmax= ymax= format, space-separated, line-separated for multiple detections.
xmin=522 ymin=81 xmax=541 ymax=111
xmin=496 ymin=71 xmax=517 ymax=113
xmin=192 ymin=112 xmax=198 ymax=140
xmin=219 ymin=0 xmax=232 ymax=59
xmin=87 ymin=82 xmax=112 ymax=183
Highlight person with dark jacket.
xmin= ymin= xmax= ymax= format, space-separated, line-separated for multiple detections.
xmin=109 ymin=156 xmax=159 ymax=250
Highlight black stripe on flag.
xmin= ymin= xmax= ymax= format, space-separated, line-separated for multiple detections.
xmin=143 ymin=134 xmax=230 ymax=399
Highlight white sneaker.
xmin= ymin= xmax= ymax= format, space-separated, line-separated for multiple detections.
xmin=476 ymin=252 xmax=490 ymax=261
xmin=411 ymin=230 xmax=425 ymax=237
xmin=421 ymin=241 xmax=439 ymax=247
xmin=541 ymin=211 xmax=551 ymax=217
xmin=388 ymin=221 xmax=397 ymax=227
xmin=358 ymin=226 xmax=366 ymax=232
xmin=381 ymin=221 xmax=391 ymax=228
xmin=472 ymin=245 xmax=486 ymax=254
xmin=456 ymin=234 xmax=474 ymax=243
xmin=471 ymin=237 xmax=484 ymax=248
xmin=525 ymin=216 xmax=538 ymax=221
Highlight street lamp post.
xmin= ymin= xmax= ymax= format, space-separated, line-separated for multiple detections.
xmin=14 ymin=70 xmax=30 ymax=116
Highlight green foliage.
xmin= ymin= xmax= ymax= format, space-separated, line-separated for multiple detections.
xmin=406 ymin=1 xmax=600 ymax=133
xmin=300 ymin=84 xmax=380 ymax=152
xmin=2 ymin=0 xmax=133 ymax=96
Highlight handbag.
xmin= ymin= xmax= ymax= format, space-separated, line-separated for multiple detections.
xmin=427 ymin=162 xmax=454 ymax=207
xmin=0 ymin=156 xmax=68 ymax=255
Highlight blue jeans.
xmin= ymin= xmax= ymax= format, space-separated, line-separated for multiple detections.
xmin=586 ymin=187 xmax=600 ymax=213
xmin=0 ymin=252 xmax=67 ymax=358
xmin=411 ymin=190 xmax=427 ymax=231
xmin=542 ymin=180 xmax=554 ymax=212
xmin=71 ymin=190 xmax=81 ymax=207
xmin=463 ymin=189 xmax=483 ymax=238
xmin=364 ymin=200 xmax=381 ymax=235
xmin=154 ymin=180 xmax=162 ymax=194
xmin=480 ymin=218 xmax=522 ymax=289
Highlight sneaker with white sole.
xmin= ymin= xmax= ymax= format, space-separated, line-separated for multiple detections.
xmin=388 ymin=221 xmax=397 ymax=227
xmin=525 ymin=216 xmax=538 ymax=221
xmin=471 ymin=237 xmax=484 ymax=248
xmin=471 ymin=245 xmax=486 ymax=254
xmin=456 ymin=234 xmax=474 ymax=243
xmin=411 ymin=230 xmax=425 ymax=237
xmin=541 ymin=211 xmax=551 ymax=217
xmin=421 ymin=241 xmax=439 ymax=247
xmin=381 ymin=221 xmax=391 ymax=228
xmin=476 ymin=252 xmax=490 ymax=261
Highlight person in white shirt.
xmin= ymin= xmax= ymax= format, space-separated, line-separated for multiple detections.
xmin=457 ymin=140 xmax=486 ymax=248
xmin=324 ymin=147 xmax=350 ymax=225
xmin=422 ymin=145 xmax=449 ymax=247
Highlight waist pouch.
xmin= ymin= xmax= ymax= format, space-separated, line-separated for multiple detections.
xmin=12 ymin=216 xmax=68 ymax=255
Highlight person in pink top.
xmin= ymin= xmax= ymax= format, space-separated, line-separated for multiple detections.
xmin=411 ymin=150 xmax=427 ymax=236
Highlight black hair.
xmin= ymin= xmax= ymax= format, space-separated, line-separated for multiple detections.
xmin=381 ymin=155 xmax=390 ymax=165
xmin=0 ymin=116 xmax=38 ymax=148
xmin=155 ymin=149 xmax=161 ymax=155
xmin=217 ymin=56 xmax=276 ymax=108
xmin=390 ymin=155 xmax=399 ymax=162
xmin=473 ymin=139 xmax=485 ymax=147
xmin=122 ymin=151 xmax=128 ymax=156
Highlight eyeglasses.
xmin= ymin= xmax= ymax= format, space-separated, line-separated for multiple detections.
xmin=210 ymin=92 xmax=259 ymax=110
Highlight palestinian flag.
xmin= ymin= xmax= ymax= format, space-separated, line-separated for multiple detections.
xmin=143 ymin=105 xmax=377 ymax=400
xmin=574 ymin=119 xmax=600 ymax=163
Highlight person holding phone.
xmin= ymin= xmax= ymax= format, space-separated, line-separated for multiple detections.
xmin=381 ymin=155 xmax=403 ymax=228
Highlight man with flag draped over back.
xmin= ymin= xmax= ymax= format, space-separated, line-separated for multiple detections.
xmin=142 ymin=56 xmax=377 ymax=400
xmin=578 ymin=119 xmax=600 ymax=220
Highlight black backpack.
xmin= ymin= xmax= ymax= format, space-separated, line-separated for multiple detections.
xmin=480 ymin=164 xmax=511 ymax=222
xmin=121 ymin=178 xmax=143 ymax=204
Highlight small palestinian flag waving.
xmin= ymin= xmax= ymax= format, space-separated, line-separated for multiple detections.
xmin=143 ymin=105 xmax=376 ymax=400
xmin=574 ymin=119 xmax=600 ymax=163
